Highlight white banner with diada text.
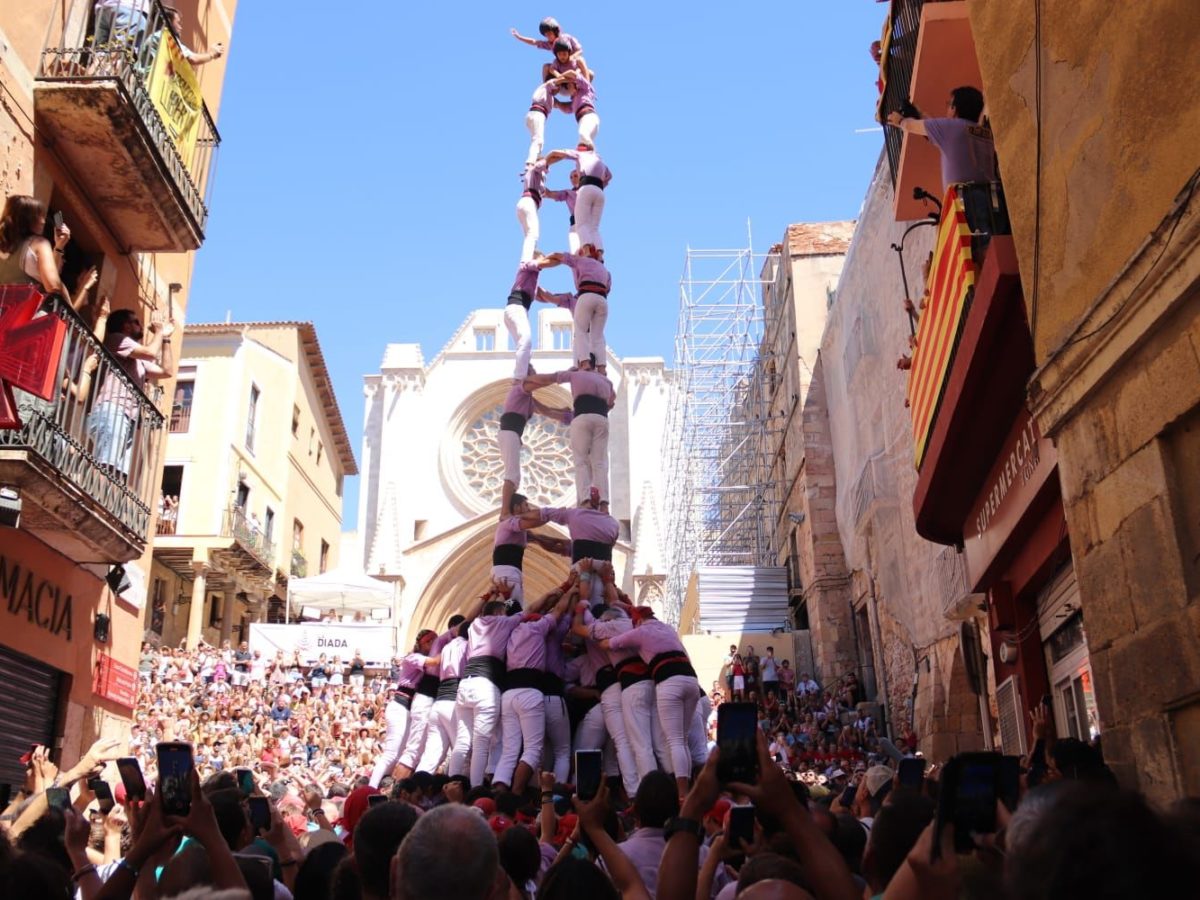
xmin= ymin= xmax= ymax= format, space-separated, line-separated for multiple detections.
xmin=248 ymin=623 xmax=395 ymax=668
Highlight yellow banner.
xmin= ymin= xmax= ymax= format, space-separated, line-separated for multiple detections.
xmin=906 ymin=186 xmax=976 ymax=468
xmin=146 ymin=30 xmax=201 ymax=169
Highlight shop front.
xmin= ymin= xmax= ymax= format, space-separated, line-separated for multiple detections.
xmin=962 ymin=407 xmax=1098 ymax=753
xmin=0 ymin=529 xmax=140 ymax=782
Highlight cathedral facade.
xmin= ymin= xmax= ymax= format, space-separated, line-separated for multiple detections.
xmin=356 ymin=306 xmax=670 ymax=646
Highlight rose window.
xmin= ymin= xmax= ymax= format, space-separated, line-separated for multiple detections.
xmin=460 ymin=405 xmax=575 ymax=507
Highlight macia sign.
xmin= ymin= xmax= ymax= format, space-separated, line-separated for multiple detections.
xmin=0 ymin=552 xmax=73 ymax=640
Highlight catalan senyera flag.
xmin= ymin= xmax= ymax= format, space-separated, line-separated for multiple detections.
xmin=146 ymin=30 xmax=202 ymax=168
xmin=907 ymin=185 xmax=976 ymax=468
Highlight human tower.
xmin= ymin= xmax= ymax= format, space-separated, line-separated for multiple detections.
xmin=368 ymin=20 xmax=706 ymax=801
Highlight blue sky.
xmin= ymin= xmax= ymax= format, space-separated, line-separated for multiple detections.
xmin=187 ymin=2 xmax=887 ymax=528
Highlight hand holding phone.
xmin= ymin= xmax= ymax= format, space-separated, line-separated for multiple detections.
xmin=248 ymin=795 xmax=272 ymax=831
xmin=117 ymin=757 xmax=147 ymax=802
xmin=156 ymin=742 xmax=194 ymax=817
xmin=934 ymin=752 xmax=1001 ymax=857
xmin=89 ymin=778 xmax=115 ymax=815
xmin=716 ymin=703 xmax=759 ymax=784
xmin=898 ymin=757 xmax=927 ymax=789
xmin=46 ymin=786 xmax=72 ymax=811
xmin=574 ymin=749 xmax=603 ymax=801
xmin=727 ymin=804 xmax=756 ymax=850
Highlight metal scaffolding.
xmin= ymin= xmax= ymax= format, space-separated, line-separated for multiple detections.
xmin=662 ymin=239 xmax=783 ymax=624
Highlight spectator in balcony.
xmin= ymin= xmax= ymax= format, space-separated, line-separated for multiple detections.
xmin=92 ymin=0 xmax=151 ymax=54
xmin=887 ymin=86 xmax=996 ymax=195
xmin=0 ymin=195 xmax=96 ymax=308
xmin=139 ymin=3 xmax=224 ymax=73
xmin=87 ymin=308 xmax=175 ymax=479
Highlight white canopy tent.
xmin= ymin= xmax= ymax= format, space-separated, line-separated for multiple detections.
xmin=285 ymin=567 xmax=395 ymax=621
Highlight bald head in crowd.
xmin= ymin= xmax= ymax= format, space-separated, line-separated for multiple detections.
xmin=393 ymin=804 xmax=498 ymax=900
xmin=739 ymin=882 xmax=814 ymax=900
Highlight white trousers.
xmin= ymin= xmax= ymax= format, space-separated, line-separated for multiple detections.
xmin=574 ymin=702 xmax=620 ymax=777
xmin=490 ymin=565 xmax=524 ymax=607
xmin=567 ymin=224 xmax=581 ymax=254
xmin=370 ymin=698 xmax=410 ymax=787
xmin=454 ymin=676 xmax=501 ymax=786
xmin=577 ymin=111 xmax=600 ymax=148
xmin=494 ymin=686 xmax=546 ymax=787
xmin=525 ymin=110 xmax=546 ymax=166
xmin=544 ymin=694 xmax=571 ymax=783
xmin=600 ymin=682 xmax=640 ymax=796
xmin=498 ymin=428 xmax=523 ymax=488
xmin=688 ymin=696 xmax=711 ymax=767
xmin=398 ymin=692 xmax=433 ymax=770
xmin=504 ymin=304 xmax=533 ymax=378
xmin=574 ymin=184 xmax=605 ymax=250
xmin=419 ymin=697 xmax=456 ymax=774
xmin=573 ymin=291 xmax=608 ymax=369
xmin=570 ymin=413 xmax=610 ymax=504
xmin=516 ymin=196 xmax=540 ymax=263
xmin=621 ymin=679 xmax=660 ymax=784
xmin=656 ymin=676 xmax=701 ymax=778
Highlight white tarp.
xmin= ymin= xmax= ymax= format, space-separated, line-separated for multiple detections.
xmin=696 ymin=566 xmax=790 ymax=634
xmin=249 ymin=623 xmax=395 ymax=667
xmin=285 ymin=567 xmax=394 ymax=617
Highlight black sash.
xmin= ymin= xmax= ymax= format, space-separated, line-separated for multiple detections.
xmin=596 ymin=665 xmax=617 ymax=693
xmin=572 ymin=539 xmax=613 ymax=563
xmin=530 ymin=103 xmax=549 ymax=116
xmin=504 ymin=667 xmax=544 ymax=691
xmin=393 ymin=687 xmax=415 ymax=708
xmin=616 ymin=656 xmax=650 ymax=689
xmin=578 ymin=281 xmax=608 ymax=297
xmin=492 ymin=543 xmax=525 ymax=569
xmin=573 ymin=395 xmax=608 ymax=417
xmin=499 ymin=412 xmax=528 ymax=435
xmin=569 ymin=215 xmax=576 ymax=226
xmin=436 ymin=677 xmax=461 ymax=702
xmin=575 ymin=105 xmax=595 ymax=121
xmin=579 ymin=175 xmax=605 ymax=190
xmin=463 ymin=655 xmax=506 ymax=686
xmin=650 ymin=651 xmax=697 ymax=684
xmin=416 ymin=673 xmax=440 ymax=699
xmin=507 ymin=289 xmax=533 ymax=309
xmin=541 ymin=672 xmax=565 ymax=696
xmin=521 ymin=189 xmax=542 ymax=208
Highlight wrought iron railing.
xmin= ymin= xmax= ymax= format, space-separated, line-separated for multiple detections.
xmin=169 ymin=394 xmax=191 ymax=433
xmin=877 ymin=0 xmax=926 ymax=186
xmin=37 ymin=0 xmax=221 ymax=234
xmin=223 ymin=505 xmax=275 ymax=569
xmin=0 ymin=286 xmax=164 ymax=543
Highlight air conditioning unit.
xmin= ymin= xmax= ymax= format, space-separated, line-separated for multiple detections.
xmin=944 ymin=590 xmax=987 ymax=622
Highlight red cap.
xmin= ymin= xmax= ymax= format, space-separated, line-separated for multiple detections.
xmin=488 ymin=814 xmax=513 ymax=836
xmin=473 ymin=797 xmax=497 ymax=816
xmin=704 ymin=798 xmax=731 ymax=823
xmin=18 ymin=744 xmax=37 ymax=766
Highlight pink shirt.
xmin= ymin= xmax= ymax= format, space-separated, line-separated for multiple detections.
xmin=438 ymin=636 xmax=468 ymax=680
xmin=582 ymin=610 xmax=633 ymax=667
xmin=533 ymin=32 xmax=582 ymax=54
xmin=522 ymin=160 xmax=548 ymax=195
xmin=540 ymin=506 xmax=619 ymax=543
xmin=558 ymin=148 xmax=611 ymax=184
xmin=530 ymin=80 xmax=559 ymax=114
xmin=560 ymin=253 xmax=610 ymax=292
xmin=544 ymin=614 xmax=572 ymax=678
xmin=502 ymin=381 xmax=534 ymax=417
xmin=396 ymin=653 xmax=434 ymax=689
xmin=554 ymin=369 xmax=613 ymax=403
xmin=607 ymin=620 xmax=688 ymax=663
xmin=568 ymin=75 xmax=597 ymax=114
xmin=95 ymin=334 xmax=149 ymax=416
xmin=468 ymin=613 xmax=523 ymax=660
xmin=543 ymin=187 xmax=577 ymax=214
xmin=506 ymin=615 xmax=556 ymax=671
xmin=494 ymin=516 xmax=528 ymax=549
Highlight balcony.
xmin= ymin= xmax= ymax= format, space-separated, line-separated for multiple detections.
xmin=153 ymin=504 xmax=274 ymax=596
xmin=905 ymin=186 xmax=1030 ymax=546
xmin=0 ymin=285 xmax=164 ymax=563
xmin=877 ymin=1 xmax=984 ymax=221
xmin=35 ymin=0 xmax=219 ymax=252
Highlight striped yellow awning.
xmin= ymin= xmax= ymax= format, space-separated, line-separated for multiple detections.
xmin=907 ymin=186 xmax=976 ymax=467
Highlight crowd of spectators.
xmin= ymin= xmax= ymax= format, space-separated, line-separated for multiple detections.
xmin=1 ymin=638 xmax=1197 ymax=900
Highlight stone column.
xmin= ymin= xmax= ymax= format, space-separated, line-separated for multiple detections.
xmin=220 ymin=589 xmax=236 ymax=648
xmin=186 ymin=562 xmax=210 ymax=649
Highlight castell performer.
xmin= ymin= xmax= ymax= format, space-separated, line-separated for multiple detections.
xmin=541 ymin=246 xmax=610 ymax=373
xmin=555 ymin=71 xmax=600 ymax=148
xmin=601 ymin=607 xmax=702 ymax=798
xmin=497 ymin=378 xmax=571 ymax=527
xmin=492 ymin=583 xmax=573 ymax=794
xmin=542 ymin=168 xmax=580 ymax=253
xmin=546 ymin=144 xmax=611 ymax=252
xmin=369 ymin=630 xmax=441 ymax=787
xmin=416 ymin=614 xmax=469 ymax=775
xmin=524 ymin=367 xmax=614 ymax=509
xmin=525 ymin=75 xmax=570 ymax=168
xmin=510 ymin=17 xmax=593 ymax=83
xmin=516 ymin=162 xmax=549 ymax=265
xmin=505 ymin=255 xmax=553 ymax=380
